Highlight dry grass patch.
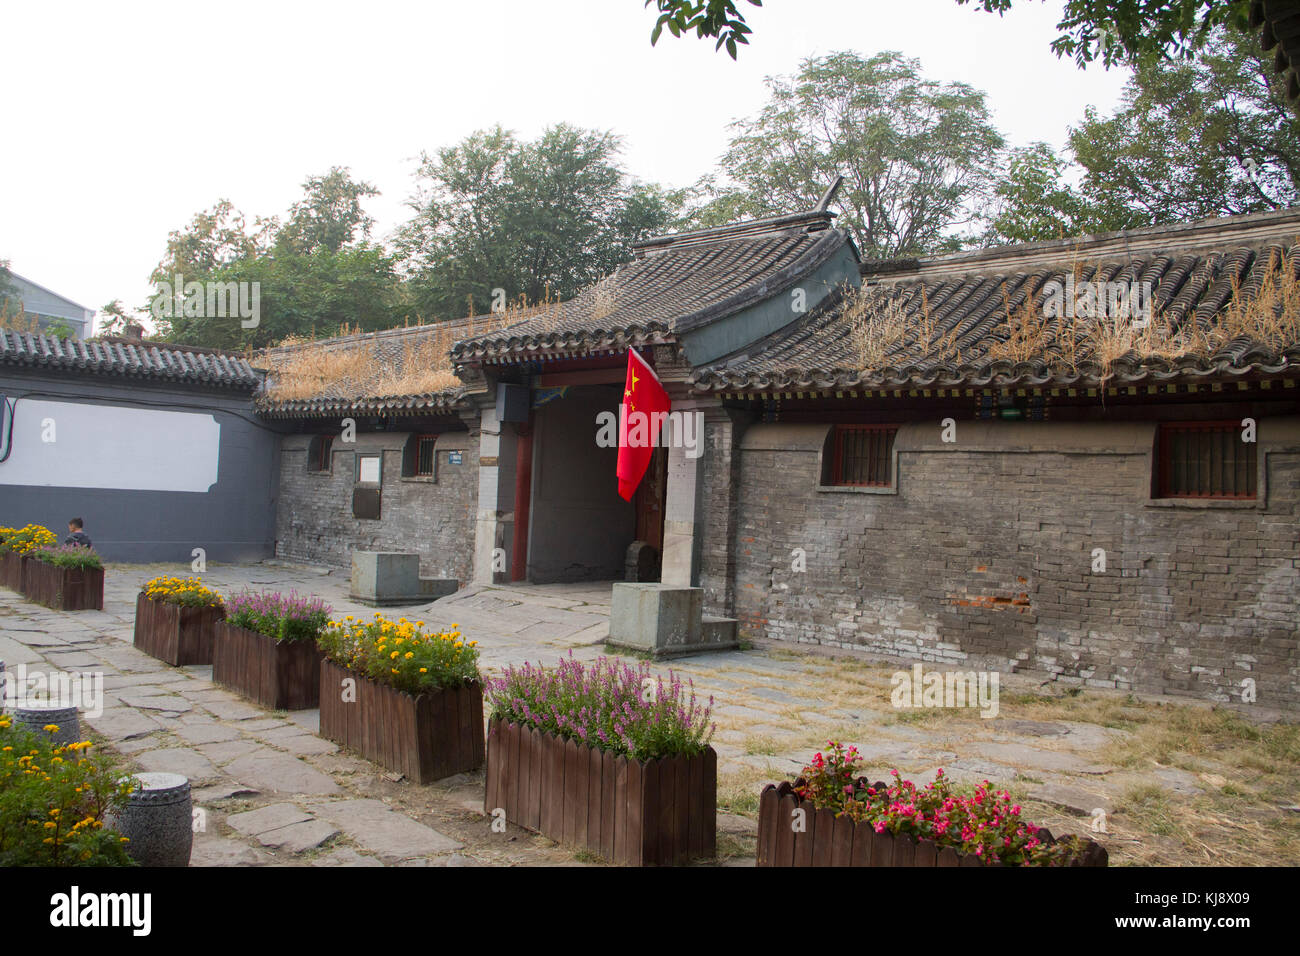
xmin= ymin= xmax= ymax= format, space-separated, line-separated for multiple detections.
xmin=849 ymin=246 xmax=1300 ymax=384
xmin=258 ymin=307 xmax=532 ymax=402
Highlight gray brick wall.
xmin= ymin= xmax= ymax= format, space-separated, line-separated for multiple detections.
xmin=730 ymin=418 xmax=1300 ymax=710
xmin=274 ymin=429 xmax=477 ymax=583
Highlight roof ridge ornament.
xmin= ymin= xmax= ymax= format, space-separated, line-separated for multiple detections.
xmin=815 ymin=175 xmax=844 ymax=213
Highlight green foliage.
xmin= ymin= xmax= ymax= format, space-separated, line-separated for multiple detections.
xmin=986 ymin=26 xmax=1300 ymax=243
xmin=645 ymin=0 xmax=762 ymax=58
xmin=956 ymin=0 xmax=1253 ymax=69
xmin=150 ymin=169 xmax=406 ymax=349
xmin=693 ymin=51 xmax=1004 ymax=258
xmin=0 ymin=258 xmax=17 ymax=306
xmin=397 ymin=124 xmax=683 ymax=319
xmin=224 ymin=590 xmax=332 ymax=644
xmin=0 ymin=716 xmax=135 ymax=866
xmin=29 ymin=546 xmax=103 ymax=570
xmin=318 ymin=613 xmax=480 ymax=694
xmin=97 ymin=299 xmax=137 ymax=337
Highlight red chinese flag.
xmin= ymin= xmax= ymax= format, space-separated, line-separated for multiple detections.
xmin=617 ymin=348 xmax=671 ymax=501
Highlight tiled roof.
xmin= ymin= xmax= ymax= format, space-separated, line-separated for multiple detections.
xmin=1253 ymin=0 xmax=1300 ymax=101
xmin=0 ymin=330 xmax=262 ymax=390
xmin=692 ymin=209 xmax=1300 ymax=394
xmin=254 ymin=390 xmax=468 ymax=420
xmin=253 ymin=318 xmax=496 ymax=419
xmin=452 ymin=213 xmax=847 ymax=363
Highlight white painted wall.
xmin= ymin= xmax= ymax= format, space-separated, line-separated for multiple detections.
xmin=0 ymin=399 xmax=220 ymax=492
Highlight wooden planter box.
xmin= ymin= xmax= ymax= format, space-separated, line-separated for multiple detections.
xmin=318 ymin=659 xmax=484 ymax=783
xmin=0 ymin=553 xmax=27 ymax=592
xmin=132 ymin=593 xmax=225 ymax=666
xmin=211 ymin=622 xmax=324 ymax=710
xmin=757 ymin=780 xmax=1109 ymax=867
xmin=22 ymin=559 xmax=104 ymax=610
xmin=484 ymin=718 xmax=717 ymax=866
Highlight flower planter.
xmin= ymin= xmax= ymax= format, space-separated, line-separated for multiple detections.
xmin=21 ymin=560 xmax=104 ymax=611
xmin=211 ymin=622 xmax=324 ymax=710
xmin=484 ymin=718 xmax=717 ymax=866
xmin=0 ymin=553 xmax=27 ymax=593
xmin=756 ymin=780 xmax=1109 ymax=867
xmin=318 ymin=659 xmax=484 ymax=783
xmin=132 ymin=593 xmax=225 ymax=666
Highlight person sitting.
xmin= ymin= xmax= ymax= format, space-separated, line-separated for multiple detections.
xmin=63 ymin=518 xmax=92 ymax=548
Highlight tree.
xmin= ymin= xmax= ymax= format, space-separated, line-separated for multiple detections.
xmin=957 ymin=0 xmax=1253 ymax=68
xmin=985 ymin=26 xmax=1300 ymax=243
xmin=645 ymin=0 xmax=762 ymax=58
xmin=641 ymin=1 xmax=1255 ymax=67
xmin=0 ymin=259 xmax=17 ymax=310
xmin=277 ymin=166 xmax=379 ymax=255
xmin=693 ymin=51 xmax=1005 ymax=258
xmin=150 ymin=168 xmax=404 ymax=349
xmin=398 ymin=124 xmax=682 ymax=318
xmin=96 ymin=300 xmax=137 ymax=337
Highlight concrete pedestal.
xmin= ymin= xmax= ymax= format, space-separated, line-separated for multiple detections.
xmin=13 ymin=703 xmax=80 ymax=746
xmin=112 ymin=772 xmax=193 ymax=867
xmin=350 ymin=552 xmax=457 ymax=606
xmin=608 ymin=583 xmax=739 ymax=658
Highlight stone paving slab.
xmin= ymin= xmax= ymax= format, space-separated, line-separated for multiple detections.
xmin=0 ymin=561 xmax=1275 ymax=868
xmin=227 ymin=803 xmax=312 ymax=835
xmin=307 ymin=799 xmax=462 ymax=861
xmin=224 ymin=752 xmax=342 ymax=795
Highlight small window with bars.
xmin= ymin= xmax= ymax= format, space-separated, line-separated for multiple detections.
xmin=401 ymin=433 xmax=438 ymax=478
xmin=307 ymin=435 xmax=333 ymax=473
xmin=415 ymin=435 xmax=437 ymax=476
xmin=1157 ymin=422 xmax=1256 ymax=499
xmin=828 ymin=424 xmax=898 ymax=487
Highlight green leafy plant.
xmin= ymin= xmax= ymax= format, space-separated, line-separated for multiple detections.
xmin=141 ymin=575 xmax=222 ymax=608
xmin=0 ymin=715 xmax=135 ymax=866
xmin=0 ymin=525 xmax=58 ymax=557
xmin=318 ymin=613 xmax=479 ymax=694
xmin=793 ymin=742 xmax=1095 ymax=866
xmin=487 ymin=655 xmax=714 ymax=760
xmin=29 ymin=545 xmax=103 ymax=570
xmin=224 ymin=589 xmax=331 ymax=643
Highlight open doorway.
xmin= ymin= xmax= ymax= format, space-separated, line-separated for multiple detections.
xmin=524 ymin=383 xmax=636 ymax=583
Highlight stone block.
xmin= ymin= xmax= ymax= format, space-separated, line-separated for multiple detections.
xmin=608 ymin=583 xmax=739 ymax=658
xmin=350 ymin=551 xmax=457 ymax=606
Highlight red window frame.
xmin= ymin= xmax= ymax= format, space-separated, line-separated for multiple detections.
xmin=1156 ymin=421 xmax=1256 ymax=500
xmin=830 ymin=424 xmax=898 ymax=487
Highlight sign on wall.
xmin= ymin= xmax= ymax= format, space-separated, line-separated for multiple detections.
xmin=0 ymin=399 xmax=221 ymax=492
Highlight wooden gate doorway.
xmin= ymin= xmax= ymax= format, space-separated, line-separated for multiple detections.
xmin=632 ymin=445 xmax=667 ymax=577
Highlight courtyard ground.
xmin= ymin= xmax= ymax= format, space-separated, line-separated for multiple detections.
xmin=1 ymin=560 xmax=1296 ymax=866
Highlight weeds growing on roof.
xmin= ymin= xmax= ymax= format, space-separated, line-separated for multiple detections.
xmin=850 ymin=245 xmax=1300 ymax=384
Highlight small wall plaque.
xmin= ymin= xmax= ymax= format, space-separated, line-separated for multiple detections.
xmin=448 ymin=451 xmax=463 ymax=465
xmin=480 ymin=456 xmax=499 ymax=467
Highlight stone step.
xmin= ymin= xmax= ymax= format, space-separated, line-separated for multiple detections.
xmin=701 ymin=615 xmax=739 ymax=646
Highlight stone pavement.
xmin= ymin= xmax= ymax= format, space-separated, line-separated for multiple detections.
xmin=1 ymin=560 xmax=1282 ymax=866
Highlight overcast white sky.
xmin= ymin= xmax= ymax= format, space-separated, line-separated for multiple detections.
xmin=0 ymin=0 xmax=1130 ymax=328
